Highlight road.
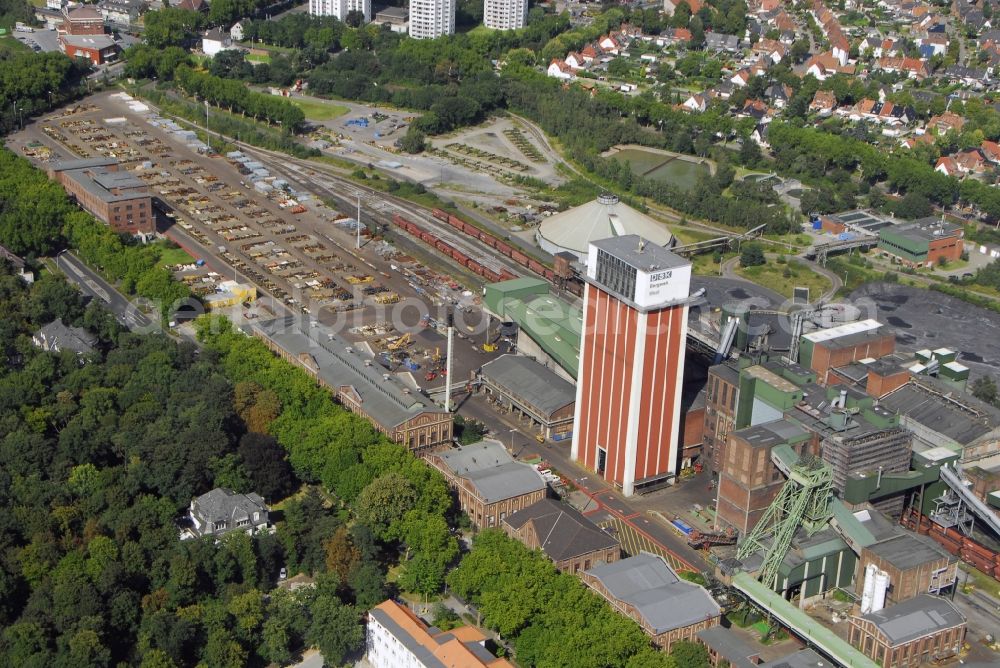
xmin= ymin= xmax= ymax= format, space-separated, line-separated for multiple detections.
xmin=56 ymin=250 xmax=156 ymax=332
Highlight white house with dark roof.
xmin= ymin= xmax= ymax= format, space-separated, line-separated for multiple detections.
xmin=33 ymin=319 xmax=97 ymax=355
xmin=184 ymin=487 xmax=270 ymax=539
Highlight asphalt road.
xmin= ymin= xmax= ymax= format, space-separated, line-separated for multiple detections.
xmin=56 ymin=250 xmax=156 ymax=332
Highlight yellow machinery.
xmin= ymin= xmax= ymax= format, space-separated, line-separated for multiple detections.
xmin=387 ymin=332 xmax=411 ymax=351
xmin=375 ymin=293 xmax=400 ymax=305
xmin=483 ymin=343 xmax=497 ymax=352
xmin=346 ymin=274 xmax=374 ymax=285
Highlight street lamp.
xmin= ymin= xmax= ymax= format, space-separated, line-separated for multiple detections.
xmin=508 ymin=428 xmax=518 ymax=452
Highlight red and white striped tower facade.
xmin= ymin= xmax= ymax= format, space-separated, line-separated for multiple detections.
xmin=571 ymin=235 xmax=693 ymax=496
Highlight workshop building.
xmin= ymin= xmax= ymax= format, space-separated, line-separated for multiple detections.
xmin=848 ymin=595 xmax=965 ymax=668
xmin=798 ymin=320 xmax=895 ymax=384
xmin=426 ymin=440 xmax=547 ymax=529
xmin=877 ymin=218 xmax=964 ymax=268
xmin=250 ymin=317 xmax=452 ymax=452
xmin=60 ymin=33 xmax=119 ymax=65
xmin=479 ymin=354 xmax=575 ymax=441
xmin=581 ymin=553 xmax=721 ymax=652
xmin=856 ymin=532 xmax=957 ymax=607
xmin=502 ymin=498 xmax=620 ymax=573
xmin=49 ymin=157 xmax=152 ymax=234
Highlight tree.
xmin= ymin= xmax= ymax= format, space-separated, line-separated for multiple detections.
xmin=305 ymin=595 xmax=363 ymax=666
xmin=354 ymin=472 xmax=418 ymax=539
xmin=238 ymin=432 xmax=298 ymax=501
xmin=740 ymin=243 xmax=766 ymax=267
xmin=894 ymin=192 xmax=932 ymax=219
xmin=608 ymin=57 xmax=631 ymax=79
xmin=669 ymin=640 xmax=710 ymax=668
xmin=400 ymin=127 xmax=427 ymax=154
xmin=971 ymin=377 xmax=999 ymax=406
xmin=344 ymin=10 xmax=365 ymax=27
xmin=324 ymin=526 xmax=361 ymax=585
xmin=739 ymin=138 xmax=762 ymax=167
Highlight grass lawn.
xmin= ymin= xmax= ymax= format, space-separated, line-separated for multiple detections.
xmin=0 ymin=35 xmax=30 ymax=55
xmin=669 ymin=225 xmax=718 ymax=245
xmin=691 ymin=251 xmax=733 ymax=276
xmin=155 ymin=244 xmax=195 ymax=268
xmin=245 ymin=52 xmax=271 ymax=64
xmin=289 ymin=97 xmax=350 ymax=121
xmin=736 ymin=259 xmax=831 ymax=299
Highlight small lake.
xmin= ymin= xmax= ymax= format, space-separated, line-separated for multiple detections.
xmin=607 ymin=147 xmax=712 ymax=192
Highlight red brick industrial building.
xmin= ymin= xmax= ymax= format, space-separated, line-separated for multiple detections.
xmin=571 ymin=235 xmax=695 ymax=496
xmin=48 ymin=157 xmax=153 ymax=235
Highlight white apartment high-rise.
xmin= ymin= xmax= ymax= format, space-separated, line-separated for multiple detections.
xmin=309 ymin=0 xmax=371 ymax=22
xmin=408 ymin=0 xmax=455 ymax=39
xmin=484 ymin=0 xmax=527 ymax=30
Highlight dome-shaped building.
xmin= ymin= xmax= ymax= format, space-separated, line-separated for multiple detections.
xmin=536 ymin=194 xmax=674 ymax=264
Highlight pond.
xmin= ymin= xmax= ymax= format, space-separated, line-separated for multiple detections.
xmin=608 ymin=147 xmax=712 ymax=192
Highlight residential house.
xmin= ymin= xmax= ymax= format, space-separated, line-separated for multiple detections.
xmin=580 ymin=43 xmax=599 ymax=63
xmin=425 ymin=440 xmax=548 ymax=529
xmin=660 ymin=27 xmax=692 ymax=45
xmin=915 ymin=31 xmax=948 ymax=56
xmin=943 ymin=65 xmax=989 ymax=88
xmin=848 ymin=99 xmax=914 ymax=126
xmin=899 ymin=133 xmax=935 ymax=150
xmin=547 ymin=59 xmax=575 ymax=80
xmin=875 ymin=56 xmax=930 ymax=79
xmin=874 ymin=38 xmax=902 ymax=57
xmin=935 ymin=156 xmax=960 ymax=176
xmin=0 ymin=244 xmax=34 ymax=284
xmin=32 ymin=318 xmax=97 ymax=355
xmin=565 ymin=52 xmax=586 ymax=69
xmin=502 ymin=498 xmax=620 ymax=573
xmin=98 ymin=0 xmax=147 ymax=28
xmin=927 ymin=111 xmax=966 ymax=134
xmin=764 ymin=83 xmax=792 ymax=108
xmin=704 ymin=31 xmax=740 ymax=52
xmin=981 ymin=139 xmax=1000 ymax=163
xmin=185 ymin=487 xmax=270 ymax=539
xmin=597 ymin=34 xmax=621 ymax=55
xmin=581 ymin=553 xmax=722 ymax=653
xmin=809 ymin=89 xmax=838 ymax=115
xmin=753 ymin=37 xmax=787 ymax=63
xmin=683 ymin=93 xmax=708 ymax=113
xmin=202 ymin=27 xmax=235 ymax=57
xmin=176 ymin=0 xmax=207 ymax=11
xmin=664 ymin=0 xmax=703 ymax=15
xmin=858 ymin=31 xmax=883 ymax=55
xmin=730 ymin=69 xmax=751 ymax=87
xmin=230 ymin=20 xmax=246 ymax=42
xmin=954 ymin=148 xmax=990 ymax=175
xmin=751 ymin=123 xmax=770 ymax=148
xmin=805 ymin=52 xmax=856 ymax=80
xmin=740 ymin=99 xmax=771 ymax=121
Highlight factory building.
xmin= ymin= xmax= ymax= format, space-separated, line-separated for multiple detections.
xmin=249 ymin=317 xmax=452 ymax=452
xmin=571 ymin=236 xmax=694 ymax=496
xmin=479 ymin=355 xmax=576 ymax=441
xmin=855 ymin=532 xmax=957 ymax=607
xmin=848 ymin=595 xmax=965 ymax=668
xmin=48 ymin=157 xmax=153 ymax=235
xmin=877 ymin=218 xmax=964 ymax=269
xmin=426 ymin=440 xmax=547 ymax=530
xmin=798 ymin=319 xmax=896 ymax=385
xmin=482 ymin=278 xmax=580 ymax=381
xmin=581 ymin=552 xmax=721 ymax=652
xmin=502 ymin=498 xmax=620 ymax=573
xmin=717 ymin=419 xmax=814 ymax=534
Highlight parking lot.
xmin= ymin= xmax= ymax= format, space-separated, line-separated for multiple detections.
xmin=8 ymin=90 xmax=504 ymax=390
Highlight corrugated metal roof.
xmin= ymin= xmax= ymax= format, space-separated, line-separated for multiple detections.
xmin=480 ymin=355 xmax=575 ymax=419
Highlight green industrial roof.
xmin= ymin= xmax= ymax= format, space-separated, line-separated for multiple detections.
xmin=504 ymin=294 xmax=582 ymax=378
xmin=484 ymin=278 xmax=550 ymax=314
